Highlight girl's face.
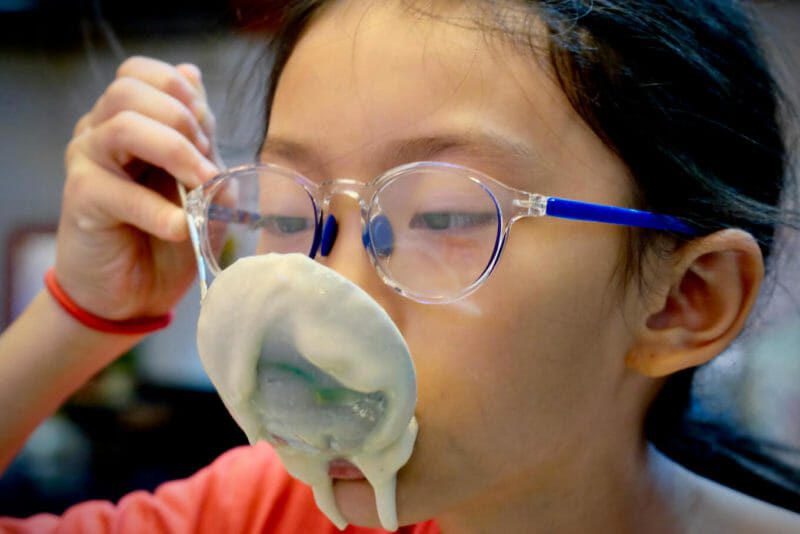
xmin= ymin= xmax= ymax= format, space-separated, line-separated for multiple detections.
xmin=265 ymin=1 xmax=652 ymax=527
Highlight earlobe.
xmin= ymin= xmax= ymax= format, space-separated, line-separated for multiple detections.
xmin=627 ymin=229 xmax=764 ymax=378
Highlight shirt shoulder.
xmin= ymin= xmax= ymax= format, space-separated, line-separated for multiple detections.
xmin=650 ymin=445 xmax=800 ymax=534
xmin=203 ymin=443 xmax=441 ymax=534
xmin=1 ymin=442 xmax=439 ymax=534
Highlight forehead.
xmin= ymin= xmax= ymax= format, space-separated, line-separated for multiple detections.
xmin=267 ymin=1 xmax=628 ymax=198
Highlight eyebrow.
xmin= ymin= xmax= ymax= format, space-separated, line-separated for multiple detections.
xmin=384 ymin=131 xmax=538 ymax=165
xmin=260 ymin=129 xmax=539 ymax=175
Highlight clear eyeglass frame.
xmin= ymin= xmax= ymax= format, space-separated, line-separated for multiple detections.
xmin=177 ymin=161 xmax=696 ymax=303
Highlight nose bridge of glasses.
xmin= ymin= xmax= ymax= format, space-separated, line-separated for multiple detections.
xmin=317 ymin=179 xmax=373 ymax=212
xmin=316 ymin=179 xmax=376 ymax=257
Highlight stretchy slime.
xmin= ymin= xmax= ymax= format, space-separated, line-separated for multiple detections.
xmin=197 ymin=254 xmax=418 ymax=530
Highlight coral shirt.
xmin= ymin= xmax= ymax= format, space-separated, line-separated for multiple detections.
xmin=0 ymin=442 xmax=439 ymax=534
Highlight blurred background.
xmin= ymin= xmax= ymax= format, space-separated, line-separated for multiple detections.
xmin=0 ymin=0 xmax=798 ymax=519
xmin=0 ymin=0 xmax=277 ymax=516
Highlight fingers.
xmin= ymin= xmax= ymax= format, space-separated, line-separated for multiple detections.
xmin=65 ymin=156 xmax=189 ymax=242
xmin=116 ymin=56 xmax=205 ymax=120
xmin=74 ymin=110 xmax=218 ymax=189
xmin=55 ymin=56 xmax=218 ymax=322
xmin=176 ymin=63 xmax=206 ymax=109
xmin=63 ymin=56 xmax=220 ymax=248
xmin=117 ymin=58 xmax=216 ymax=142
xmin=176 ymin=62 xmax=220 ymax=165
xmin=87 ymin=57 xmax=215 ymax=156
xmin=74 ymin=113 xmax=92 ymax=137
xmin=69 ymin=56 xmax=220 ymax=189
xmin=90 ymin=76 xmax=210 ymax=155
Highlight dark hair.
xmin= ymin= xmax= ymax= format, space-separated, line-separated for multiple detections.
xmin=245 ymin=0 xmax=800 ymax=511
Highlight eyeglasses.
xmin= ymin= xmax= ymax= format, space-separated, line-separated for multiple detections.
xmin=180 ymin=161 xmax=696 ymax=303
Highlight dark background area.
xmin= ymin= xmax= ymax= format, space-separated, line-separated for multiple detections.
xmin=0 ymin=0 xmax=232 ymax=43
xmin=0 ymin=0 xmax=288 ymax=52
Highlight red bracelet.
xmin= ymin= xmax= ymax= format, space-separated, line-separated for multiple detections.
xmin=44 ymin=268 xmax=172 ymax=335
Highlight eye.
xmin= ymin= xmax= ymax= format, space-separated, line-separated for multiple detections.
xmin=408 ymin=211 xmax=495 ymax=230
xmin=257 ymin=216 xmax=313 ymax=234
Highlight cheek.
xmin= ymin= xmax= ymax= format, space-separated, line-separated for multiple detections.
xmin=397 ymin=222 xmax=630 ymax=480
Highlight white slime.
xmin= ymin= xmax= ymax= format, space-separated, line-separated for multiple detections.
xmin=196 ymin=254 xmax=418 ymax=530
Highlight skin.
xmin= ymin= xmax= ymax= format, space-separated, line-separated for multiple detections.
xmin=263 ymin=2 xmax=774 ymax=532
xmin=265 ymin=2 xmax=652 ymax=530
xmin=0 ymin=0 xmax=796 ymax=532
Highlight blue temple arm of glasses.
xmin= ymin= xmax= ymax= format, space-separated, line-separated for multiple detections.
xmin=545 ymin=197 xmax=698 ymax=235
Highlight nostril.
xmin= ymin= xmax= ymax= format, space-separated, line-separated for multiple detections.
xmin=320 ymin=214 xmax=338 ymax=256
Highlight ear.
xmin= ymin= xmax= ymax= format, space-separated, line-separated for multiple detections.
xmin=626 ymin=229 xmax=764 ymax=377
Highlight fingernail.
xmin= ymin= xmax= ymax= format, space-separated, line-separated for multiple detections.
xmin=187 ymin=64 xmax=202 ymax=82
xmin=193 ymin=99 xmax=207 ymax=123
xmin=171 ymin=208 xmax=188 ymax=238
xmin=197 ymin=131 xmax=211 ymax=155
xmin=199 ymin=158 xmax=219 ymax=182
xmin=178 ymin=63 xmax=202 ymax=86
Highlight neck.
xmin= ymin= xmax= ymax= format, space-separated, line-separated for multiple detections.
xmin=434 ymin=440 xmax=692 ymax=534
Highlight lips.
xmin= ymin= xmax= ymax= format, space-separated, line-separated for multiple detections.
xmin=328 ymin=459 xmax=366 ymax=480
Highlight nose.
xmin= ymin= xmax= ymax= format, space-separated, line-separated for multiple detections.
xmin=320 ymin=213 xmax=394 ymax=259
xmin=318 ymin=195 xmax=403 ymax=322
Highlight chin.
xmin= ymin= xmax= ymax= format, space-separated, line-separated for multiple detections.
xmin=333 ymin=468 xmax=440 ymax=529
xmin=333 ymin=479 xmax=384 ymax=528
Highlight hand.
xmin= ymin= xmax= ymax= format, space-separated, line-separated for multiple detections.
xmin=55 ymin=56 xmax=220 ymax=322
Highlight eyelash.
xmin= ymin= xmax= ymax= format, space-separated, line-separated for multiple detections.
xmin=408 ymin=211 xmax=495 ymax=230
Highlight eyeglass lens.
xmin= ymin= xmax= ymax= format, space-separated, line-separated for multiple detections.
xmin=204 ymin=167 xmax=501 ymax=300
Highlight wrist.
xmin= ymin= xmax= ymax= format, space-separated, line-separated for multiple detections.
xmin=44 ymin=268 xmax=173 ymax=335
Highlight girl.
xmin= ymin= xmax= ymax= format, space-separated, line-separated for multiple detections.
xmin=1 ymin=1 xmax=799 ymax=532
